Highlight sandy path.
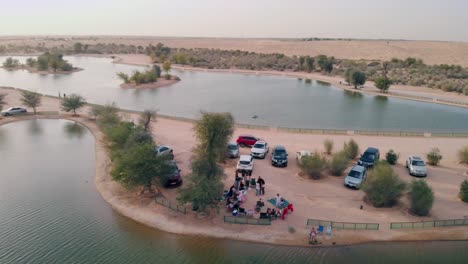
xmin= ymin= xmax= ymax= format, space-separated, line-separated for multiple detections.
xmin=1 ymin=87 xmax=467 ymax=247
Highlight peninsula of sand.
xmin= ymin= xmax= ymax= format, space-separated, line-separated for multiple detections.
xmin=1 ymin=86 xmax=467 ymax=247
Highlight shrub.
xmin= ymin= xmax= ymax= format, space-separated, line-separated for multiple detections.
xmin=458 ymin=146 xmax=468 ymax=164
xmin=409 ymin=180 xmax=434 ymax=216
xmin=385 ymin=149 xmax=399 ymax=165
xmin=343 ymin=139 xmax=359 ymax=159
xmin=426 ymin=148 xmax=442 ymax=166
xmin=323 ymin=139 xmax=334 ymax=155
xmin=329 ymin=151 xmax=350 ymax=176
xmin=299 ymin=153 xmax=327 ymax=180
xmin=362 ymin=162 xmax=406 ymax=207
xmin=460 ymin=180 xmax=468 ymax=203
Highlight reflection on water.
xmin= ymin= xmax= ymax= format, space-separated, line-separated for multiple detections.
xmin=374 ymin=95 xmax=389 ymax=102
xmin=344 ymin=89 xmax=364 ymax=98
xmin=1 ymin=56 xmax=467 ymax=132
xmin=64 ymin=121 xmax=86 ymax=138
xmin=27 ymin=118 xmax=42 ymax=135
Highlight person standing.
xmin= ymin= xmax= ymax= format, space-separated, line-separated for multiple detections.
xmin=256 ymin=182 xmax=261 ymax=196
xmin=258 ymin=176 xmax=265 ymax=195
xmin=275 ymin=193 xmax=282 ymax=209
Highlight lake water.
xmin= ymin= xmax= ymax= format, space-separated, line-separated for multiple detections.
xmin=0 ymin=119 xmax=467 ymax=263
xmin=1 ymin=56 xmax=468 ymax=132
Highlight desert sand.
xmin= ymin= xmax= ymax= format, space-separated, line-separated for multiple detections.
xmin=1 ymin=87 xmax=467 ymax=247
xmin=1 ymin=36 xmax=468 ymax=66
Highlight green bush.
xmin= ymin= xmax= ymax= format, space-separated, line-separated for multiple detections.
xmin=460 ymin=180 xmax=468 ymax=203
xmin=362 ymin=162 xmax=406 ymax=207
xmin=343 ymin=139 xmax=359 ymax=159
xmin=299 ymin=153 xmax=327 ymax=180
xmin=409 ymin=180 xmax=434 ymax=216
xmin=458 ymin=146 xmax=468 ymax=164
xmin=329 ymin=151 xmax=350 ymax=176
xmin=385 ymin=149 xmax=399 ymax=165
xmin=426 ymin=148 xmax=442 ymax=166
xmin=324 ymin=139 xmax=333 ymax=155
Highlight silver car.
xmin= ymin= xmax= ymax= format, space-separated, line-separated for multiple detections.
xmin=344 ymin=165 xmax=367 ymax=189
xmin=226 ymin=142 xmax=239 ymax=159
xmin=406 ymin=156 xmax=427 ymax=177
xmin=1 ymin=107 xmax=27 ymax=116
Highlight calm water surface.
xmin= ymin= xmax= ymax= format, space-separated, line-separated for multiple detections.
xmin=0 ymin=119 xmax=467 ymax=264
xmin=0 ymin=56 xmax=468 ymax=132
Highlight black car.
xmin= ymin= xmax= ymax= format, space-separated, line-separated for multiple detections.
xmin=358 ymin=147 xmax=380 ymax=168
xmin=271 ymin=145 xmax=288 ymax=167
xmin=165 ymin=161 xmax=183 ymax=187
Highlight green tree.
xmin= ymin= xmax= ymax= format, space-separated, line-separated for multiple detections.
xmin=111 ymin=143 xmax=174 ymax=194
xmin=37 ymin=56 xmax=49 ymax=70
xmin=362 ymin=162 xmax=406 ymax=207
xmin=426 ymin=148 xmax=442 ymax=166
xmin=117 ymin=72 xmax=130 ymax=83
xmin=460 ymin=180 xmax=468 ymax=203
xmin=153 ymin=65 xmax=162 ymax=78
xmin=2 ymin=57 xmax=20 ymax=68
xmin=74 ymin=42 xmax=83 ymax=53
xmin=350 ymin=71 xmax=367 ymax=88
xmin=409 ymin=180 xmax=434 ymax=216
xmin=385 ymin=149 xmax=399 ymax=165
xmin=105 ymin=121 xmax=135 ymax=149
xmin=375 ymin=62 xmax=392 ymax=93
xmin=26 ymin=58 xmax=36 ymax=67
xmin=324 ymin=139 xmax=334 ymax=155
xmin=162 ymin=61 xmax=172 ymax=79
xmin=50 ymin=59 xmax=59 ymax=72
xmin=299 ymin=153 xmax=327 ymax=179
xmin=61 ymin=94 xmax=87 ymax=115
xmin=0 ymin=93 xmax=6 ymax=111
xmin=20 ymin=90 xmax=41 ymax=114
xmin=457 ymin=146 xmax=468 ymax=164
xmin=329 ymin=151 xmax=350 ymax=176
xmin=94 ymin=103 xmax=120 ymax=128
xmin=139 ymin=109 xmax=157 ymax=132
xmin=343 ymin=139 xmax=359 ymax=159
xmin=194 ymin=112 xmax=234 ymax=164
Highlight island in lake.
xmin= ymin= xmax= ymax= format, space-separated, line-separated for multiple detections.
xmin=1 ymin=52 xmax=82 ymax=74
xmin=117 ymin=61 xmax=180 ymax=89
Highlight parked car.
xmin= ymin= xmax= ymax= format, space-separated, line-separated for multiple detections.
xmin=237 ymin=155 xmax=254 ymax=172
xmin=155 ymin=145 xmax=174 ymax=160
xmin=1 ymin=107 xmax=27 ymax=116
xmin=226 ymin=142 xmax=240 ymax=159
xmin=344 ymin=165 xmax=367 ymax=189
xmin=296 ymin=150 xmax=312 ymax=165
xmin=164 ymin=161 xmax=182 ymax=187
xmin=236 ymin=135 xmax=262 ymax=147
xmin=357 ymin=147 xmax=380 ymax=168
xmin=271 ymin=145 xmax=288 ymax=167
xmin=250 ymin=140 xmax=269 ymax=159
xmin=406 ymin=156 xmax=427 ymax=177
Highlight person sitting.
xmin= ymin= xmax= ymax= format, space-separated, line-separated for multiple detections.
xmin=266 ymin=208 xmax=272 ymax=215
xmin=239 ymin=182 xmax=245 ymax=191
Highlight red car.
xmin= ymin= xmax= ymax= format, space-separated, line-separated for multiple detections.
xmin=236 ymin=135 xmax=262 ymax=147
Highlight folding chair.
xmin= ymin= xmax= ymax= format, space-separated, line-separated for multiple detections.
xmin=317 ymin=225 xmax=324 ymax=235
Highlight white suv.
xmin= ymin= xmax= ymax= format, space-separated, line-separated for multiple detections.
xmin=250 ymin=141 xmax=269 ymax=159
xmin=406 ymin=156 xmax=427 ymax=177
xmin=237 ymin=155 xmax=254 ymax=172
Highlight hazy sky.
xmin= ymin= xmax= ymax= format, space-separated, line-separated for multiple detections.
xmin=1 ymin=0 xmax=467 ymax=41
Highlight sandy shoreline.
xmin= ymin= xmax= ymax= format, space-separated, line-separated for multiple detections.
xmin=1 ymin=87 xmax=467 ymax=247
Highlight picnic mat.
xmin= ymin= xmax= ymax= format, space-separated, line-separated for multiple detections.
xmin=267 ymin=198 xmax=290 ymax=209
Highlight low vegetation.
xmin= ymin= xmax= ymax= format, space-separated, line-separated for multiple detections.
xmin=409 ymin=180 xmax=434 ymax=216
xmin=2 ymin=57 xmax=20 ymax=68
xmin=385 ymin=149 xmax=399 ymax=165
xmin=345 ymin=69 xmax=367 ymax=88
xmin=61 ymin=94 xmax=86 ymax=115
xmin=139 ymin=109 xmax=157 ymax=132
xmin=343 ymin=139 xmax=359 ymax=160
xmin=177 ymin=112 xmax=234 ymax=212
xmin=458 ymin=146 xmax=468 ymax=164
xmin=20 ymin=90 xmax=41 ymax=114
xmin=0 ymin=93 xmax=6 ymax=111
xmin=362 ymin=162 xmax=406 ymax=207
xmin=328 ymin=151 xmax=350 ymax=176
xmin=426 ymin=148 xmax=443 ymax=166
xmin=32 ymin=52 xmax=75 ymax=72
xmin=299 ymin=152 xmax=327 ymax=180
xmin=116 ymin=65 xmax=172 ymax=85
xmin=460 ymin=180 xmax=468 ymax=203
xmin=323 ymin=139 xmax=333 ymax=155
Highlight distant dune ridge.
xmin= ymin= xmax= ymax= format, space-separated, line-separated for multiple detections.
xmin=1 ymin=36 xmax=467 ymax=67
